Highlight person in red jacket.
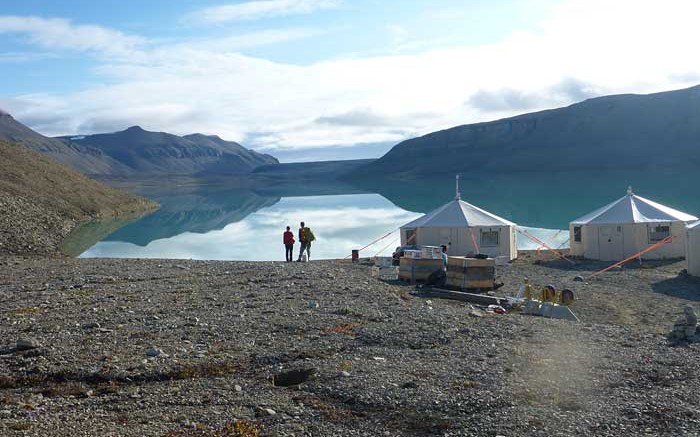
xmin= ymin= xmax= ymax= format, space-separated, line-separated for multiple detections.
xmin=283 ymin=226 xmax=295 ymax=262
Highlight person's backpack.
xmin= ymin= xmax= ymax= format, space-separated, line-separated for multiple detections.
xmin=305 ymin=227 xmax=316 ymax=242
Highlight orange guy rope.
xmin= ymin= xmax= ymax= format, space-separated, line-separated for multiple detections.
xmin=343 ymin=228 xmax=398 ymax=259
xmin=587 ymin=235 xmax=675 ymax=279
xmin=469 ymin=227 xmax=480 ymax=253
xmin=516 ymin=227 xmax=575 ymax=264
xmin=372 ymin=237 xmax=400 ymax=258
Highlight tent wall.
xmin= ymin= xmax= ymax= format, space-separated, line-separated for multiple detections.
xmin=688 ymin=227 xmax=700 ymax=277
xmin=400 ymin=225 xmax=517 ymax=260
xmin=569 ymin=222 xmax=688 ymax=261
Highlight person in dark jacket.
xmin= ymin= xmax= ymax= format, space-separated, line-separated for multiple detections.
xmin=297 ymin=221 xmax=307 ymax=261
xmin=283 ymin=226 xmax=295 ymax=262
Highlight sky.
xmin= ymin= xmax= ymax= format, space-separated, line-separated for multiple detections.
xmin=2 ymin=0 xmax=700 ymax=161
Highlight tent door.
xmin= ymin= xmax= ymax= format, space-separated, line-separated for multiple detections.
xmin=598 ymin=225 xmax=624 ymax=261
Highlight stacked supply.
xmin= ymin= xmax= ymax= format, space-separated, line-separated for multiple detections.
xmin=399 ymin=257 xmax=444 ymax=283
xmin=446 ymin=256 xmax=496 ymax=290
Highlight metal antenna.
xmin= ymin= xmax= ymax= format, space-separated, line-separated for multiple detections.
xmin=455 ymin=174 xmax=461 ymax=200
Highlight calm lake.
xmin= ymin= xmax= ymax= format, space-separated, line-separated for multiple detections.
xmin=72 ymin=170 xmax=700 ymax=261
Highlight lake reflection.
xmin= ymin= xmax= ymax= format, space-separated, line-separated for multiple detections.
xmin=77 ymin=168 xmax=700 ymax=261
xmin=81 ymin=193 xmax=422 ymax=261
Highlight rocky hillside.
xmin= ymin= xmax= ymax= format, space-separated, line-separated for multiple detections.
xmin=0 ymin=139 xmax=156 ymax=255
xmin=355 ymin=85 xmax=700 ymax=178
xmin=62 ymin=126 xmax=278 ymax=176
xmin=0 ymin=110 xmax=130 ymax=176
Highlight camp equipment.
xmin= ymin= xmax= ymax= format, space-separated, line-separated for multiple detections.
xmin=560 ymin=289 xmax=575 ymax=305
xmin=421 ymin=246 xmax=443 ymax=259
xmin=541 ymin=285 xmax=557 ymax=303
xmin=445 ymin=256 xmax=496 ymax=290
xmin=521 ymin=300 xmax=579 ymax=322
xmin=399 ymin=257 xmax=443 ymax=283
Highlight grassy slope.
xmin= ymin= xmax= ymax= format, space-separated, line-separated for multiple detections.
xmin=0 ymin=139 xmax=156 ymax=255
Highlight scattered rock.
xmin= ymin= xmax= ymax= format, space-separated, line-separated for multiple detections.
xmin=669 ymin=305 xmax=700 ymax=342
xmin=16 ymin=338 xmax=39 ymax=351
xmin=81 ymin=322 xmax=101 ymax=329
xmin=145 ymin=347 xmax=162 ymax=357
xmin=273 ymin=368 xmax=317 ymax=387
xmin=256 ymin=407 xmax=277 ymax=416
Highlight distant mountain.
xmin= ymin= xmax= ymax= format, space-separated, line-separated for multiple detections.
xmin=354 ymin=85 xmax=700 ymax=178
xmin=61 ymin=126 xmax=278 ymax=176
xmin=0 ymin=139 xmax=155 ymax=255
xmin=0 ymin=111 xmax=131 ymax=175
xmin=253 ymin=159 xmax=375 ymax=178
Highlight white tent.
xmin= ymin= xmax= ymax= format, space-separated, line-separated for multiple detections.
xmin=687 ymin=221 xmax=700 ymax=276
xmin=569 ymin=188 xmax=698 ymax=261
xmin=400 ymin=198 xmax=517 ymax=260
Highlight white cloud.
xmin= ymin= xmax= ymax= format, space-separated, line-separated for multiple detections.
xmin=0 ymin=15 xmax=145 ymax=59
xmin=172 ymin=27 xmax=327 ymax=52
xmin=0 ymin=51 xmax=59 ymax=63
xmin=5 ymin=0 xmax=700 ymax=151
xmin=191 ymin=0 xmax=342 ymax=24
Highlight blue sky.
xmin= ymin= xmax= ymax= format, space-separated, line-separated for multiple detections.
xmin=2 ymin=0 xmax=700 ymax=161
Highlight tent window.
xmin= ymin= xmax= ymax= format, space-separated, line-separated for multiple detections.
xmin=405 ymin=229 xmax=417 ymax=245
xmin=481 ymin=230 xmax=499 ymax=247
xmin=573 ymin=226 xmax=582 ymax=243
xmin=649 ymin=225 xmax=670 ymax=243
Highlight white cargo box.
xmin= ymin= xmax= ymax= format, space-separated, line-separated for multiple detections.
xmin=374 ymin=256 xmax=394 ymax=267
xmin=403 ymin=250 xmax=423 ymax=259
xmin=371 ymin=266 xmax=399 ymax=280
xmin=421 ymin=246 xmax=443 ymax=259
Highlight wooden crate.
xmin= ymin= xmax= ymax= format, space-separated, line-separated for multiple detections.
xmin=445 ymin=256 xmax=496 ymax=290
xmin=399 ymin=257 xmax=443 ymax=283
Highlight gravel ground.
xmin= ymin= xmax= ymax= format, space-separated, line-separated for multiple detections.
xmin=1 ymin=253 xmax=700 ymax=436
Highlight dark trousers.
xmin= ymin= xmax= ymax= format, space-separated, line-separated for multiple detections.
xmin=285 ymin=244 xmax=294 ymax=262
xmin=298 ymin=242 xmax=311 ymax=260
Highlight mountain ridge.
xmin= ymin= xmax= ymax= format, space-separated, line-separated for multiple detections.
xmin=0 ymin=111 xmax=132 ymax=175
xmin=353 ymin=85 xmax=700 ymax=178
xmin=59 ymin=125 xmax=278 ymax=176
xmin=0 ymin=111 xmax=279 ymax=177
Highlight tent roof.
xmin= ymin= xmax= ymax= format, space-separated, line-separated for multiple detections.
xmin=571 ymin=192 xmax=698 ymax=225
xmin=402 ymin=199 xmax=515 ymax=229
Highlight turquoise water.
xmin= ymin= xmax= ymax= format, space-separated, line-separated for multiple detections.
xmin=78 ymin=170 xmax=700 ymax=261
xmin=81 ymin=190 xmax=423 ymax=261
